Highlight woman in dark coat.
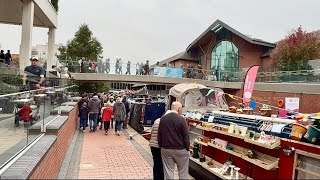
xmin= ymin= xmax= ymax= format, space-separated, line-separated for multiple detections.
xmin=113 ymin=97 xmax=126 ymax=136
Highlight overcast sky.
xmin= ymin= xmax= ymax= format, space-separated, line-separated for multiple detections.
xmin=0 ymin=0 xmax=319 ymax=64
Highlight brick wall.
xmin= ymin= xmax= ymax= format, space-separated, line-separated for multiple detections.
xmin=224 ymin=89 xmax=320 ymax=114
xmin=29 ymin=105 xmax=78 ymax=179
xmin=193 ymin=32 xmax=273 ymax=72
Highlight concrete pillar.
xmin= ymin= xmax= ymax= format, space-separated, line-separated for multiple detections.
xmin=47 ymin=27 xmax=56 ymax=71
xmin=19 ymin=0 xmax=34 ymax=72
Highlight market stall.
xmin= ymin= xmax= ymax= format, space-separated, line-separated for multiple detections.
xmin=169 ymin=83 xmax=320 ymax=179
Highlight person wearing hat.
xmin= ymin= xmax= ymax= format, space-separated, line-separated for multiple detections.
xmin=23 ymin=56 xmax=45 ymax=90
xmin=107 ymin=96 xmax=115 ymax=128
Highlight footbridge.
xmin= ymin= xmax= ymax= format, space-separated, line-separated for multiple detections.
xmin=71 ymin=73 xmax=242 ymax=89
xmin=71 ymin=73 xmax=320 ymax=94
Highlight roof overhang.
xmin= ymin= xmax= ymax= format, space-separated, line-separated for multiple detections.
xmin=0 ymin=0 xmax=58 ymax=28
xmin=186 ymin=19 xmax=276 ymax=51
xmin=157 ymin=51 xmax=198 ymax=66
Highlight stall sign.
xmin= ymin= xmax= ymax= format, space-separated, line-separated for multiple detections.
xmin=154 ymin=67 xmax=166 ymax=76
xmin=166 ymin=67 xmax=183 ymax=78
xmin=285 ymin=97 xmax=299 ymax=112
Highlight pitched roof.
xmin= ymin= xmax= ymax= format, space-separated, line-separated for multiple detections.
xmin=186 ymin=19 xmax=276 ymax=51
xmin=158 ymin=51 xmax=197 ymax=66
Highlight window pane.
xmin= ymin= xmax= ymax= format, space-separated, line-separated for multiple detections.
xmin=211 ymin=41 xmax=239 ymax=81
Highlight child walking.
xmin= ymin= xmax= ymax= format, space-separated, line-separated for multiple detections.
xmin=79 ymin=102 xmax=89 ymax=132
xmin=101 ymin=103 xmax=113 ymax=135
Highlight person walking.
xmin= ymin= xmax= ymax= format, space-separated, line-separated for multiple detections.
xmin=88 ymin=94 xmax=101 ymax=132
xmin=0 ymin=50 xmax=5 ymax=64
xmin=113 ymin=97 xmax=126 ymax=136
xmin=101 ymin=103 xmax=113 ymax=135
xmin=139 ymin=62 xmax=144 ymax=75
xmin=118 ymin=58 xmax=123 ymax=74
xmin=126 ymin=60 xmax=131 ymax=75
xmin=136 ymin=62 xmax=140 ymax=75
xmin=215 ymin=65 xmax=221 ymax=81
xmin=149 ymin=114 xmax=170 ymax=180
xmin=121 ymin=96 xmax=130 ymax=129
xmin=79 ymin=102 xmax=89 ymax=131
xmin=105 ymin=58 xmax=110 ymax=74
xmin=158 ymin=101 xmax=190 ymax=179
xmin=5 ymin=50 xmax=12 ymax=65
xmin=115 ymin=58 xmax=120 ymax=74
xmin=144 ymin=60 xmax=150 ymax=75
xmin=107 ymin=96 xmax=115 ymax=128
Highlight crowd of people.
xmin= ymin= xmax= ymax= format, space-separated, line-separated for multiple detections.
xmin=77 ymin=91 xmax=190 ymax=179
xmin=77 ymin=93 xmax=130 ymax=135
xmin=0 ymin=49 xmax=12 ymax=65
xmin=77 ymin=58 xmax=150 ymax=75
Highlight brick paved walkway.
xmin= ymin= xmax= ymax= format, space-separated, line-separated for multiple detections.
xmin=78 ymin=129 xmax=153 ymax=179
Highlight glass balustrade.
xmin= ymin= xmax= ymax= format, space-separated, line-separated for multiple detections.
xmin=0 ymin=64 xmax=77 ymax=169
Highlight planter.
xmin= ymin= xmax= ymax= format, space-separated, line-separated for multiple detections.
xmin=290 ymin=123 xmax=307 ymax=141
xmin=304 ymin=126 xmax=320 ymax=143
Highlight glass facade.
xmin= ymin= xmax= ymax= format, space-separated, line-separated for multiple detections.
xmin=211 ymin=41 xmax=239 ymax=72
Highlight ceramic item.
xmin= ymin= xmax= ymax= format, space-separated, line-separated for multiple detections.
xmin=203 ymin=137 xmax=210 ymax=143
xmin=229 ymin=165 xmax=235 ymax=177
xmin=215 ymin=138 xmax=228 ymax=148
xmin=236 ymin=108 xmax=243 ymax=114
xmin=229 ymin=106 xmax=237 ymax=113
xmin=207 ymin=159 xmax=214 ymax=168
xmin=243 ymin=108 xmax=253 ymax=115
xmin=240 ymin=126 xmax=248 ymax=136
xmin=260 ymin=108 xmax=272 ymax=117
xmin=234 ymin=167 xmax=240 ymax=179
xmin=234 ymin=125 xmax=240 ymax=135
xmin=195 ymin=113 xmax=202 ymax=120
xmin=228 ymin=123 xmax=235 ymax=134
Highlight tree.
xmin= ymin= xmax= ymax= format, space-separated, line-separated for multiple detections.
xmin=76 ymin=81 xmax=110 ymax=93
xmin=271 ymin=26 xmax=320 ymax=71
xmin=51 ymin=0 xmax=59 ymax=12
xmin=57 ymin=45 xmax=67 ymax=60
xmin=66 ymin=24 xmax=103 ymax=61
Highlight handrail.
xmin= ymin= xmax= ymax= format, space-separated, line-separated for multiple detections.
xmin=0 ymin=133 xmax=45 ymax=175
xmin=0 ymin=85 xmax=78 ymax=98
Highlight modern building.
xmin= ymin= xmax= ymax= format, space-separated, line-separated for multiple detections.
xmin=0 ymin=0 xmax=58 ymax=71
xmin=32 ymin=43 xmax=63 ymax=66
xmin=157 ymin=19 xmax=276 ymax=80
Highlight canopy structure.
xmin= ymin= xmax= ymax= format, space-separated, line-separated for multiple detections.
xmin=0 ymin=0 xmax=58 ymax=71
xmin=169 ymin=83 xmax=208 ymax=101
xmin=169 ymin=83 xmax=228 ymax=113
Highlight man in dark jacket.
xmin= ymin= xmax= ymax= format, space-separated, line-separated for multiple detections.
xmin=0 ymin=50 xmax=5 ymax=64
xmin=88 ymin=95 xmax=101 ymax=132
xmin=78 ymin=102 xmax=89 ymax=131
xmin=5 ymin=50 xmax=12 ymax=65
xmin=122 ymin=96 xmax=130 ymax=129
xmin=158 ymin=101 xmax=190 ymax=179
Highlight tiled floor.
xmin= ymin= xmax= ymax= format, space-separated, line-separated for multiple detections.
xmin=78 ymin=128 xmax=153 ymax=179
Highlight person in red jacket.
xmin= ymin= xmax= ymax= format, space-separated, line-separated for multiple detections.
xmin=18 ymin=102 xmax=32 ymax=123
xmin=101 ymin=103 xmax=113 ymax=135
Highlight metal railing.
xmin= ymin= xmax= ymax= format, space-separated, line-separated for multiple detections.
xmin=61 ymin=61 xmax=320 ymax=84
